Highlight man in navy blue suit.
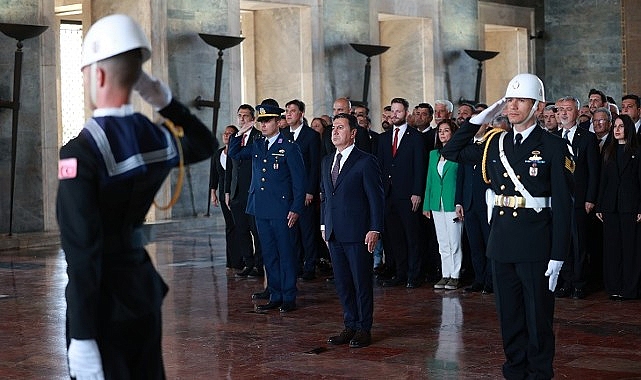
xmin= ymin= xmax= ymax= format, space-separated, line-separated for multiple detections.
xmin=321 ymin=113 xmax=384 ymax=348
xmin=283 ymin=99 xmax=322 ymax=281
xmin=228 ymin=102 xmax=306 ymax=313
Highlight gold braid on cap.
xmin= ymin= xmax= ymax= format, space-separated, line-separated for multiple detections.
xmin=153 ymin=119 xmax=185 ymax=210
xmin=480 ymin=128 xmax=505 ymax=185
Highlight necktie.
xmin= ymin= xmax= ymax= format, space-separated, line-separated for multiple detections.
xmin=562 ymin=129 xmax=569 ymax=141
xmin=264 ymin=139 xmax=269 ymax=151
xmin=392 ymin=128 xmax=400 ymax=157
xmin=241 ymin=133 xmax=247 ymax=146
xmin=331 ymin=153 xmax=342 ymax=186
xmin=514 ymin=133 xmax=522 ymax=149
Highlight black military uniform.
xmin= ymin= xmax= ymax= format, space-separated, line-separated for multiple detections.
xmin=57 ymin=99 xmax=215 ymax=378
xmin=442 ymin=120 xmax=574 ymax=379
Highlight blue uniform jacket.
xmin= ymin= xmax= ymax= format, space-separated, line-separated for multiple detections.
xmin=228 ymin=132 xmax=306 ymax=219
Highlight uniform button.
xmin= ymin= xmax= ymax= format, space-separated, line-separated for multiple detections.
xmin=254 ymin=154 xmax=258 ymax=158
xmin=503 ymin=172 xmax=508 ymax=178
xmin=261 ymin=178 xmax=265 ymax=182
xmin=260 ymin=187 xmax=265 ymax=191
xmin=500 ymin=185 xmax=506 ymax=191
xmin=263 ymin=159 xmax=267 ymax=163
xmin=499 ymin=210 xmax=504 ymax=216
xmin=512 ymin=211 xmax=518 ymax=217
xmin=388 ymin=175 xmax=392 ymax=178
xmin=516 ymin=175 xmax=521 ymax=179
xmin=262 ymin=168 xmax=266 ymax=173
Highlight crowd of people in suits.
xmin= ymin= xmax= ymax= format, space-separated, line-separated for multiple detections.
xmin=207 ymin=86 xmax=641 ymax=348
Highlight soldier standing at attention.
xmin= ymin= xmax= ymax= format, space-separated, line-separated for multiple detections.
xmin=441 ymin=73 xmax=574 ymax=380
xmin=57 ymin=14 xmax=216 ymax=379
xmin=228 ymin=102 xmax=306 ymax=313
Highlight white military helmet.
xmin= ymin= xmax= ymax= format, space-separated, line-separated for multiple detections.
xmin=504 ymin=73 xmax=545 ymax=102
xmin=81 ymin=14 xmax=151 ymax=69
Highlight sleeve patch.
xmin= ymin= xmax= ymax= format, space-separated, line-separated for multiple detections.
xmin=58 ymin=158 xmax=78 ymax=179
xmin=564 ymin=156 xmax=575 ymax=174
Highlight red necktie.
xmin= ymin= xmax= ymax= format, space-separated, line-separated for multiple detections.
xmin=241 ymin=133 xmax=247 ymax=146
xmin=392 ymin=128 xmax=399 ymax=157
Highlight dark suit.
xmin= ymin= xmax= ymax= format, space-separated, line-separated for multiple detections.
xmin=210 ymin=147 xmax=241 ymax=269
xmin=376 ymin=125 xmax=428 ymax=285
xmin=57 ymin=100 xmax=215 ymax=378
xmin=228 ymin=132 xmax=306 ymax=303
xmin=442 ymin=121 xmax=574 ymax=380
xmin=460 ymin=162 xmax=492 ymax=288
xmin=560 ymin=127 xmax=600 ymax=292
xmin=282 ymin=125 xmax=322 ymax=275
xmin=225 ymin=127 xmax=262 ymax=270
xmin=596 ymin=145 xmax=641 ymax=299
xmin=320 ymin=147 xmax=384 ymax=332
xmin=421 ymin=127 xmax=442 ymax=280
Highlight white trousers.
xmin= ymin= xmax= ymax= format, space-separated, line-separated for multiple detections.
xmin=432 ymin=210 xmax=463 ymax=278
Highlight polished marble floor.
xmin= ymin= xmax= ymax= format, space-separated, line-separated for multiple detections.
xmin=2 ymin=215 xmax=641 ymax=379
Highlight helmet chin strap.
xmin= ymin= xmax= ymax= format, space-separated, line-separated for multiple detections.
xmin=90 ymin=62 xmax=98 ymax=107
xmin=525 ymin=100 xmax=540 ymax=123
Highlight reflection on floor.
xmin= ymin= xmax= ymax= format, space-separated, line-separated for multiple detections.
xmin=1 ymin=215 xmax=641 ymax=379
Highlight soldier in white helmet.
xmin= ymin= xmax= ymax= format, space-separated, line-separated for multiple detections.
xmin=442 ymin=73 xmax=574 ymax=379
xmin=57 ymin=14 xmax=216 ymax=379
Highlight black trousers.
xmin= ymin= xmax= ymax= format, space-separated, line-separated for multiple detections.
xmin=218 ymin=188 xmax=242 ymax=269
xmin=602 ymin=212 xmax=639 ymax=298
xmin=383 ymin=197 xmax=422 ymax=283
xmin=492 ymin=259 xmax=555 ymax=380
xmin=229 ymin=198 xmax=262 ymax=269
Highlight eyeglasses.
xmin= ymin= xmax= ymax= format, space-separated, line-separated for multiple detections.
xmin=592 ymin=119 xmax=609 ymax=125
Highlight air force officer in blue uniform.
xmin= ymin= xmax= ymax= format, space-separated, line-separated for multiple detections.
xmin=321 ymin=113 xmax=384 ymax=348
xmin=228 ymin=103 xmax=306 ymax=313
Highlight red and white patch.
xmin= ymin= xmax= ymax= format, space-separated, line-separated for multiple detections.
xmin=58 ymin=158 xmax=78 ymax=179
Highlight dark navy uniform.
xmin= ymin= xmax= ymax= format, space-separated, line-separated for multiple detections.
xmin=57 ymin=99 xmax=215 ymax=379
xmin=228 ymin=131 xmax=306 ymax=305
xmin=442 ymin=121 xmax=574 ymax=379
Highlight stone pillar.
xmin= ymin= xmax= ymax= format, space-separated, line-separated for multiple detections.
xmin=0 ymin=1 xmax=53 ymax=233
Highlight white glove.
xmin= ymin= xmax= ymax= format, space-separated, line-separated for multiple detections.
xmin=68 ymin=338 xmax=104 ymax=380
xmin=133 ymin=71 xmax=172 ymax=110
xmin=544 ymin=260 xmax=564 ymax=292
xmin=470 ymin=97 xmax=506 ymax=125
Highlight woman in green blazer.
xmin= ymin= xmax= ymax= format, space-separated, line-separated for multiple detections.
xmin=423 ymin=119 xmax=465 ymax=290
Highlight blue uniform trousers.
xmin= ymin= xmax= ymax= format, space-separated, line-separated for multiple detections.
xmin=256 ymin=217 xmax=298 ymax=303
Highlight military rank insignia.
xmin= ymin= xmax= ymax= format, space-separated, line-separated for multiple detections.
xmin=564 ymin=156 xmax=575 ymax=173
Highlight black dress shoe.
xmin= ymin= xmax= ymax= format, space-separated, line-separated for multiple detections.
xmin=406 ymin=280 xmax=422 ymax=289
xmin=279 ymin=302 xmax=297 ymax=313
xmin=382 ymin=276 xmax=406 ymax=287
xmin=349 ymin=330 xmax=371 ymax=348
xmin=609 ymin=294 xmax=624 ymax=301
xmin=252 ymin=288 xmax=270 ymax=300
xmin=465 ymin=283 xmax=484 ymax=293
xmin=247 ymin=267 xmax=264 ymax=278
xmin=255 ymin=301 xmax=282 ymax=311
xmin=327 ymin=329 xmax=356 ymax=345
xmin=571 ymin=288 xmax=585 ymax=299
xmin=301 ymin=271 xmax=316 ymax=281
xmin=555 ymin=287 xmax=571 ymax=298
xmin=235 ymin=267 xmax=252 ymax=277
xmin=482 ymin=285 xmax=494 ymax=294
